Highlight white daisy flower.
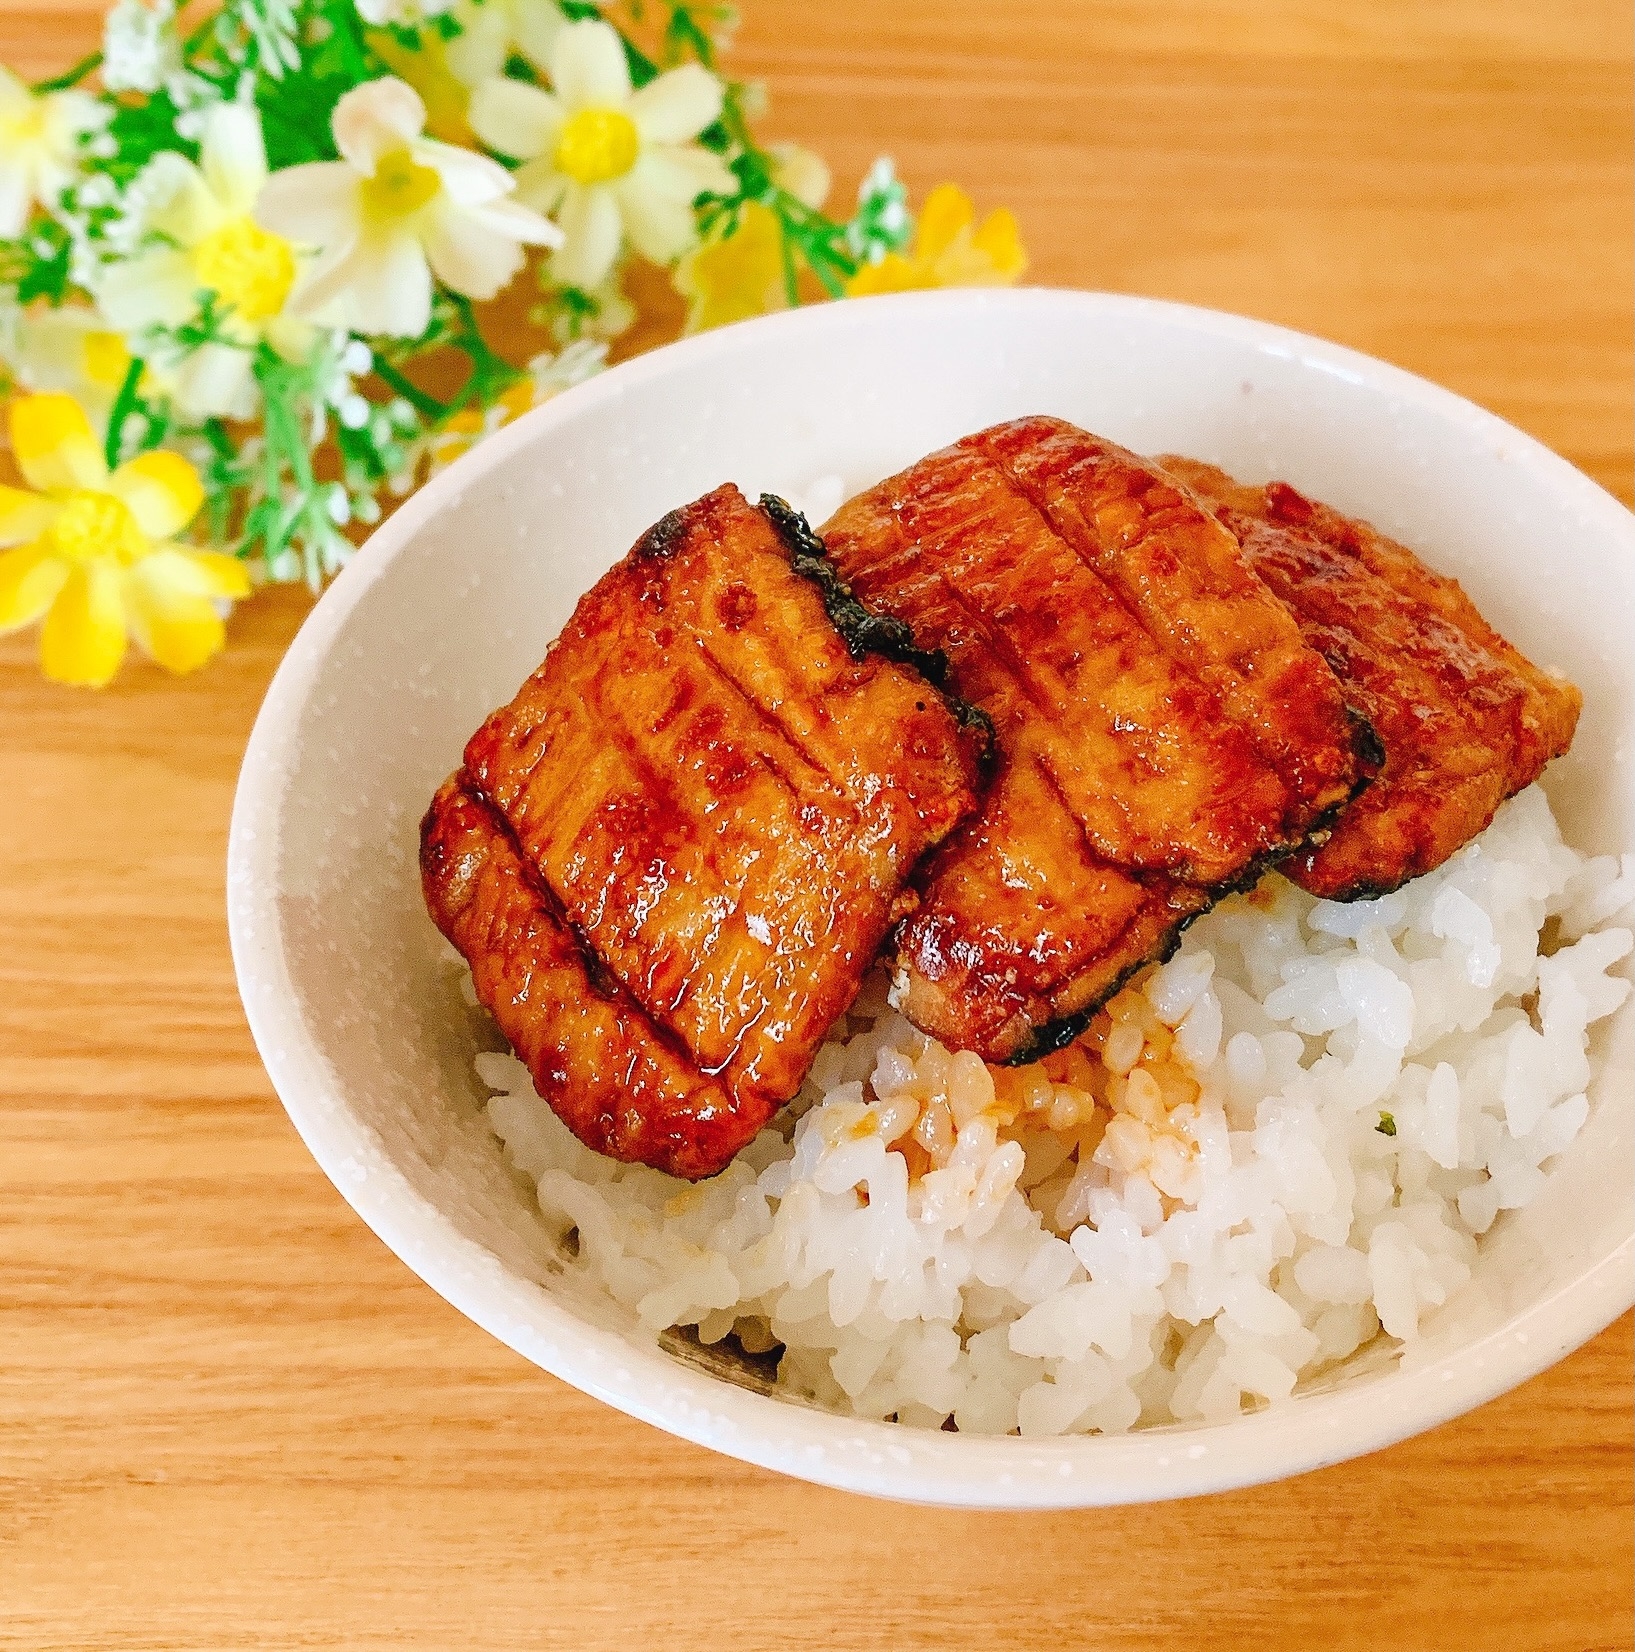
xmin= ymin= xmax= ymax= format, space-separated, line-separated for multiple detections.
xmin=256 ymin=76 xmax=560 ymax=338
xmin=95 ymin=102 xmax=312 ymax=420
xmin=0 ymin=65 xmax=107 ymax=236
xmin=469 ymin=18 xmax=733 ymax=290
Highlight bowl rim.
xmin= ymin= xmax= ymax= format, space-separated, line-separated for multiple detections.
xmin=227 ymin=285 xmax=1635 ymax=1508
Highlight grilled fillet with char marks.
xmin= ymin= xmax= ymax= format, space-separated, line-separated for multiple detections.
xmin=422 ymin=483 xmax=987 ymax=1179
xmin=822 ymin=416 xmax=1371 ymax=1063
xmin=1162 ymin=458 xmax=1582 ymax=900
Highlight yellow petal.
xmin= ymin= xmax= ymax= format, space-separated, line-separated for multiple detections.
xmin=970 ymin=208 xmax=1027 ymax=282
xmin=0 ymin=483 xmax=58 ymax=547
xmin=107 ymin=450 xmax=204 ymax=540
xmin=9 ymin=391 xmax=107 ymax=495
xmin=675 ymin=203 xmax=787 ymax=334
xmin=0 ymin=542 xmax=68 ymax=631
xmin=844 ymin=252 xmax=923 ymax=298
xmin=913 ymin=184 xmax=975 ymax=264
xmin=372 ymin=31 xmax=475 ymax=146
xmin=125 ymin=549 xmax=232 ymax=674
xmin=40 ymin=559 xmax=127 ymax=687
xmin=177 ymin=547 xmax=251 ymax=600
xmin=498 ymin=381 xmax=534 ymax=422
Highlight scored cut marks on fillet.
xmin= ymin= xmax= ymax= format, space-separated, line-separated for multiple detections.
xmin=423 ymin=483 xmax=988 ymax=1179
xmin=1161 ymin=457 xmax=1583 ymax=899
xmin=822 ymin=416 xmax=1371 ymax=1063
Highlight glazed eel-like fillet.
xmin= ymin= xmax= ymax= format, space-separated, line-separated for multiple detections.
xmin=1161 ymin=458 xmax=1582 ymax=899
xmin=422 ymin=485 xmax=988 ymax=1179
xmin=822 ymin=416 xmax=1375 ymax=1063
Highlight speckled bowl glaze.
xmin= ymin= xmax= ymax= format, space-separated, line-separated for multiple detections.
xmin=228 ymin=288 xmax=1635 ymax=1507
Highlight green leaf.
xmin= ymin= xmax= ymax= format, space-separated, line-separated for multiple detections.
xmin=32 ymin=49 xmax=103 ymax=94
xmin=102 ymin=354 xmax=148 ymax=471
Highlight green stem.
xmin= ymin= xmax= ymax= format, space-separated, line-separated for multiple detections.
xmin=102 ymin=355 xmax=146 ymax=471
xmin=371 ymin=356 xmax=447 ymax=423
xmin=33 ymin=50 xmax=101 ymax=93
xmin=440 ymin=292 xmax=521 ymax=414
xmin=778 ymin=220 xmax=800 ymax=308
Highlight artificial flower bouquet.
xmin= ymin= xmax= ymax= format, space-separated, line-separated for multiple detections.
xmin=0 ymin=0 xmax=1025 ymax=686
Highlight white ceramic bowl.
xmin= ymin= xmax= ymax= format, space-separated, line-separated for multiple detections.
xmin=228 ymin=288 xmax=1635 ymax=1507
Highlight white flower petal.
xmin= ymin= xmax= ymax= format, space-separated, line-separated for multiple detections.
xmin=51 ymin=89 xmax=106 ymax=139
xmin=549 ymin=19 xmax=631 ymax=113
xmin=142 ymin=153 xmax=222 ymax=246
xmin=416 ymin=136 xmax=514 ymax=206
xmin=650 ymin=141 xmax=734 ymax=200
xmin=0 ymin=64 xmax=30 ymax=115
xmin=0 ymin=169 xmax=30 ymax=239
xmin=510 ymin=155 xmax=570 ymax=217
xmin=510 ymin=0 xmax=565 ymax=73
xmin=264 ymin=313 xmax=318 ymax=362
xmin=443 ymin=3 xmax=511 ymax=88
xmin=323 ymin=232 xmax=434 ymax=337
xmin=170 ymin=342 xmax=258 ymax=419
xmin=470 ymin=191 xmax=563 ymax=249
xmin=284 ymin=243 xmax=358 ymax=322
xmin=611 ymin=167 xmax=695 ymax=266
xmin=96 ymin=247 xmax=197 ymax=330
xmin=469 ymin=75 xmax=562 ymax=163
xmin=548 ymin=183 xmax=622 ymax=289
xmin=612 ymin=147 xmax=730 ymax=264
xmin=422 ymin=202 xmax=527 ymax=300
xmin=255 ymin=162 xmax=361 ymax=250
xmin=771 ymin=141 xmax=831 ymax=210
xmin=198 ymin=103 xmax=268 ymax=217
xmin=628 ymin=64 xmax=722 ymax=145
xmin=332 ymin=77 xmax=428 ymax=174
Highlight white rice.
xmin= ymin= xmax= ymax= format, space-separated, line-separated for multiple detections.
xmin=474 ymin=785 xmax=1633 ymax=1434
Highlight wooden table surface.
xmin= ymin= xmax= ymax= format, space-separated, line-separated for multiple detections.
xmin=3 ymin=2 xmax=1631 ymax=1646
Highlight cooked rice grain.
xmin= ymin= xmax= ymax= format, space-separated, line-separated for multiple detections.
xmin=476 ymin=785 xmax=1633 ymax=1434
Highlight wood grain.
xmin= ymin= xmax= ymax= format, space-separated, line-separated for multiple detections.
xmin=1 ymin=3 xmax=1631 ymax=1647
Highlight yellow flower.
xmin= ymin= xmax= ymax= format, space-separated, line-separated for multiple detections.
xmin=0 ymin=392 xmax=249 ymax=686
xmin=845 ymin=183 xmax=1027 ymax=298
xmin=674 ymin=201 xmax=786 ymax=335
xmin=673 ymin=147 xmax=830 ymax=335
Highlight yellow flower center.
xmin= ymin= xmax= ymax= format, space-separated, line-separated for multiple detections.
xmin=0 ymin=101 xmax=48 ymax=148
xmin=191 ymin=217 xmax=298 ymax=324
xmin=47 ymin=491 xmax=148 ymax=568
xmin=554 ymin=108 xmax=640 ymax=186
xmin=359 ymin=147 xmax=443 ymax=224
xmin=81 ymin=330 xmax=132 ymax=390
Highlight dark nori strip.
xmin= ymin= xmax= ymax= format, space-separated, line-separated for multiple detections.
xmin=758 ymin=492 xmax=997 ymax=772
